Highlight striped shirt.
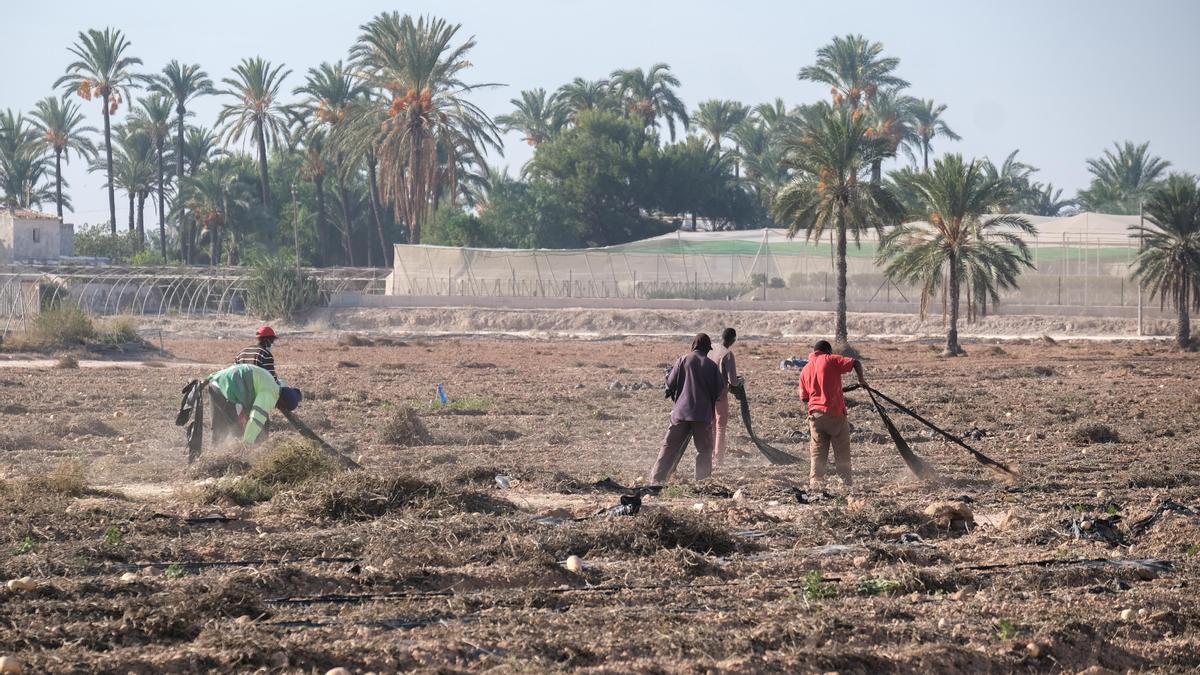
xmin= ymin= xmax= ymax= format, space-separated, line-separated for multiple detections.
xmin=235 ymin=345 xmax=276 ymax=380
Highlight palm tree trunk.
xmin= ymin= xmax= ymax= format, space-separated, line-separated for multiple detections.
xmin=128 ymin=192 xmax=135 ymax=234
xmin=834 ymin=215 xmax=849 ymax=347
xmin=136 ymin=191 xmax=146 ymax=250
xmin=157 ymin=145 xmax=166 ymax=259
xmin=187 ymin=163 xmax=201 ymax=264
xmin=945 ymin=252 xmax=962 ymax=356
xmin=367 ymin=153 xmax=388 ymax=267
xmin=407 ymin=136 xmax=423 ymax=245
xmin=871 ymin=159 xmax=882 ymax=184
xmin=313 ymin=175 xmax=328 ymax=267
xmin=210 ymin=221 xmax=220 ymax=266
xmin=176 ymin=109 xmax=186 ymax=261
xmin=1178 ymin=283 xmax=1191 ymax=350
xmin=103 ymin=97 xmax=116 ymax=234
xmin=922 ymin=143 xmax=930 ymax=173
xmin=255 ymin=123 xmax=271 ymax=208
xmin=255 ymin=122 xmax=273 ymax=251
xmin=54 ymin=150 xmax=64 ymax=219
xmin=337 ymin=175 xmax=354 ymax=266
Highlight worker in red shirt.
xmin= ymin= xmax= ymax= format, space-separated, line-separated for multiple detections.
xmin=798 ymin=340 xmax=866 ymax=489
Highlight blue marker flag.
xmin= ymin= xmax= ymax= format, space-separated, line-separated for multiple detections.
xmin=436 ymin=383 xmax=448 ymax=405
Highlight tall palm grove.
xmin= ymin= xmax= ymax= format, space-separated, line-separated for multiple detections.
xmin=1 ymin=19 xmax=1196 ymax=348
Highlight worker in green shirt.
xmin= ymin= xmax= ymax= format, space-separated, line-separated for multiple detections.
xmin=207 ymin=363 xmax=302 ymax=445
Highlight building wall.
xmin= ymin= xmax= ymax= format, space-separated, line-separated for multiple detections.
xmin=0 ymin=215 xmax=11 ymax=264
xmin=60 ymin=223 xmax=74 ymax=257
xmin=0 ymin=212 xmax=66 ymax=262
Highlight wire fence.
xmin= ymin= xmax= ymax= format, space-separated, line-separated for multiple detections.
xmin=388 ymin=231 xmax=1147 ymax=311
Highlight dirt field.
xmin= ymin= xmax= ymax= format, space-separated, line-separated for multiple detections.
xmin=1 ymin=327 xmax=1199 ymax=673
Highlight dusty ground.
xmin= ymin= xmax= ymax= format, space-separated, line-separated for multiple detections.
xmin=1 ymin=326 xmax=1199 ymax=673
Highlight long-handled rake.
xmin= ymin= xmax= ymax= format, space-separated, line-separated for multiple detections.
xmin=730 ymin=383 xmax=803 ymax=465
xmin=281 ymin=409 xmax=362 ymax=470
xmin=858 ymin=384 xmax=1018 ymax=480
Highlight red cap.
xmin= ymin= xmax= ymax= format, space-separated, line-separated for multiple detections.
xmin=256 ymin=325 xmax=277 ymax=339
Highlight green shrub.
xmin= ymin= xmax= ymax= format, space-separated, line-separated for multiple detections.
xmin=644 ymin=284 xmax=750 ymax=300
xmin=245 ymin=257 xmax=321 ymax=321
xmin=30 ymin=307 xmax=95 ymax=348
xmin=127 ymin=249 xmax=168 ymax=266
xmin=802 ymin=571 xmax=837 ymax=601
xmin=857 ymin=577 xmax=904 ymax=595
xmin=97 ymin=316 xmax=142 ymax=345
xmin=73 ymin=224 xmax=140 ymax=262
xmin=37 ymin=279 xmax=69 ymax=310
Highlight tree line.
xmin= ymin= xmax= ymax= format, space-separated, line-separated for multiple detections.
xmin=0 ymin=23 xmax=1196 ymax=348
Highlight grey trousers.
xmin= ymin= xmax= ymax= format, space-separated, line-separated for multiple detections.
xmin=649 ymin=420 xmax=715 ymax=484
xmin=207 ymin=383 xmax=241 ymax=445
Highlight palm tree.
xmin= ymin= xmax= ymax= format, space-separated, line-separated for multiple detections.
xmin=879 ymin=154 xmax=1036 ymax=356
xmin=1129 ymin=174 xmax=1200 ymax=349
xmin=103 ymin=124 xmax=155 ymax=246
xmin=1022 ymin=182 xmax=1076 ymax=216
xmin=982 ymin=150 xmax=1038 ymax=212
xmin=216 ymin=57 xmax=292 ymax=216
xmin=295 ymin=125 xmax=332 ymax=266
xmin=798 ymin=34 xmax=908 ymax=109
xmin=1078 ymin=141 xmax=1170 ymax=215
xmin=29 ymin=96 xmax=97 ymax=219
xmin=150 ymin=61 xmax=213 ymax=260
xmin=609 ymin=64 xmax=689 ymax=141
xmin=180 ymin=161 xmax=244 ymax=265
xmin=753 ymin=98 xmax=792 ymax=133
xmin=556 ymin=78 xmax=614 ymax=121
xmin=350 ymin=12 xmax=501 ymax=245
xmin=55 ymin=28 xmax=144 ymax=233
xmin=772 ymin=102 xmax=904 ymax=346
xmin=175 ymin=126 xmax=223 ymax=259
xmin=908 ymin=99 xmax=960 ymax=172
xmin=129 ymin=95 xmax=173 ymax=256
xmin=865 ymin=89 xmax=916 ymax=182
xmin=693 ymin=99 xmax=749 ymax=152
xmin=730 ymin=116 xmax=787 ymax=219
xmin=496 ymin=88 xmax=564 ymax=146
xmin=295 ymin=60 xmax=369 ymax=265
xmin=0 ymin=110 xmax=58 ymax=211
xmin=180 ymin=126 xmax=222 ymax=176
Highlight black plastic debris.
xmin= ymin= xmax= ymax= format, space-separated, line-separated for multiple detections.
xmin=597 ymin=493 xmax=642 ymax=518
xmin=184 ymin=514 xmax=236 ymax=525
xmin=1070 ymin=515 xmax=1127 ymax=546
xmin=963 ymin=426 xmax=988 ymax=441
xmin=592 ymin=478 xmax=662 ymax=497
xmin=790 ymin=487 xmax=835 ymax=504
xmin=1129 ymin=499 xmax=1198 ymax=537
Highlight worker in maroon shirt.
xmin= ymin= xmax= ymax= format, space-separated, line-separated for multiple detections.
xmin=798 ymin=340 xmax=866 ymax=489
xmin=649 ymin=333 xmax=726 ymax=484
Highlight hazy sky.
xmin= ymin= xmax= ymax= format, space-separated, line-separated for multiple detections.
xmin=4 ymin=0 xmax=1198 ymax=227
